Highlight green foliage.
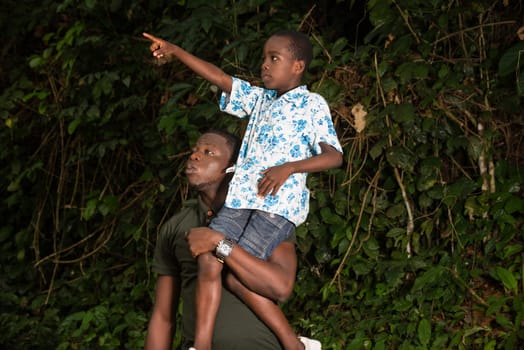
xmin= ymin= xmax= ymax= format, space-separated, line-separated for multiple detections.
xmin=1 ymin=0 xmax=523 ymax=349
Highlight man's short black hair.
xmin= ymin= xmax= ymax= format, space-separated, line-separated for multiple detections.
xmin=272 ymin=30 xmax=313 ymax=69
xmin=205 ymin=129 xmax=240 ymax=164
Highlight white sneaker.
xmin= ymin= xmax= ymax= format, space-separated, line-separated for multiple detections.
xmin=188 ymin=348 xmax=196 ymax=350
xmin=299 ymin=336 xmax=321 ymax=350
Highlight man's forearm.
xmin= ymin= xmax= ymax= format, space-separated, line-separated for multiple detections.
xmin=145 ymin=318 xmax=174 ymax=350
xmin=187 ymin=229 xmax=296 ymax=302
xmin=225 ymin=242 xmax=296 ymax=302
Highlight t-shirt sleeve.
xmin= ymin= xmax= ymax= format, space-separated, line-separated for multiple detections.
xmin=151 ymin=215 xmax=181 ymax=276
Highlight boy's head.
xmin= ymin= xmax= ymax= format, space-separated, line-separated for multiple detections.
xmin=271 ymin=30 xmax=313 ymax=70
xmin=261 ymin=30 xmax=313 ymax=94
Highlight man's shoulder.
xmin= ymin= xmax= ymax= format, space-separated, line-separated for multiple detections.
xmin=159 ymin=199 xmax=200 ymax=234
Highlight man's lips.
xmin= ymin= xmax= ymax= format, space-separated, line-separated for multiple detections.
xmin=185 ymin=163 xmax=197 ymax=175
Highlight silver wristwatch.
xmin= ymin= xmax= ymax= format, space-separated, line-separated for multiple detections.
xmin=215 ymin=238 xmax=234 ymax=263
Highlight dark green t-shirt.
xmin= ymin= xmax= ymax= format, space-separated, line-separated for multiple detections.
xmin=152 ymin=197 xmax=284 ymax=350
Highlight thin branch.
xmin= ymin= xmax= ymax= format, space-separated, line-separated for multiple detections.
xmin=448 ymin=267 xmax=488 ymax=306
xmin=392 ymin=0 xmax=421 ymax=44
xmin=329 ymin=166 xmax=382 ymax=288
xmin=374 ymin=52 xmax=415 ymax=257
xmin=432 ymin=20 xmax=516 ymax=45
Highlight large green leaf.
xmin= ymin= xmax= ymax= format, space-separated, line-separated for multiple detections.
xmin=417 ymin=318 xmax=431 ymax=346
xmin=391 ymin=103 xmax=415 ymax=123
xmin=386 ymin=146 xmax=415 ymax=172
xmin=395 ymin=62 xmax=430 ymax=84
xmin=498 ymin=41 xmax=524 ymax=77
xmin=493 ymin=267 xmax=518 ymax=294
xmin=411 ymin=266 xmax=447 ymax=292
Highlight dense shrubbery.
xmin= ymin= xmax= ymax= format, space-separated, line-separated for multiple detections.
xmin=1 ymin=0 xmax=522 ymax=349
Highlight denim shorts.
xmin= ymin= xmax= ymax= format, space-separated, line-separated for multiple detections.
xmin=209 ymin=207 xmax=295 ymax=260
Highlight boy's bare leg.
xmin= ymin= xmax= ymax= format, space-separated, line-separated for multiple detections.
xmin=194 ymin=252 xmax=224 ymax=350
xmin=226 ymin=273 xmax=304 ymax=350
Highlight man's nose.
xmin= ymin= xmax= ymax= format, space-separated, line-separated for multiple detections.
xmin=190 ymin=151 xmax=201 ymax=160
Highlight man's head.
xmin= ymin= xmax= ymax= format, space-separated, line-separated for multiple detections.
xmin=185 ymin=130 xmax=240 ymax=192
xmin=260 ymin=30 xmax=313 ymax=94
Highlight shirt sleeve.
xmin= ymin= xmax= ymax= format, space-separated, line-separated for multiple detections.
xmin=308 ymin=92 xmax=343 ymax=155
xmin=219 ymin=77 xmax=264 ymax=119
xmin=151 ymin=214 xmax=182 ymax=276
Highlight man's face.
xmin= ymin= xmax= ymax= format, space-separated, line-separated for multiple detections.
xmin=186 ymin=133 xmax=232 ymax=190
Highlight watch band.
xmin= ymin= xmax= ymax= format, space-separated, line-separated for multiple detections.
xmin=215 ymin=238 xmax=234 ymax=263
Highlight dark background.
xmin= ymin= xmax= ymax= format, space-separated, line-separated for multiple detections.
xmin=1 ymin=0 xmax=523 ymax=348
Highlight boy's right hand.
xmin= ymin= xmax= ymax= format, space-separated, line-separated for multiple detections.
xmin=142 ymin=32 xmax=175 ymax=61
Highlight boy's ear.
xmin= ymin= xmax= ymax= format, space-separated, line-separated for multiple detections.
xmin=293 ymin=60 xmax=305 ymax=74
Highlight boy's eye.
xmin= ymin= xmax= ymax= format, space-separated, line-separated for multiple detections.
xmin=204 ymin=149 xmax=215 ymax=155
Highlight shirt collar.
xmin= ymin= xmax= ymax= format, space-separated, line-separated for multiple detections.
xmin=266 ymin=85 xmax=308 ymax=104
xmin=196 ymin=196 xmax=217 ymax=225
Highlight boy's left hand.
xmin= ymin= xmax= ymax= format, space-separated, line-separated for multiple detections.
xmin=258 ymin=163 xmax=293 ymax=197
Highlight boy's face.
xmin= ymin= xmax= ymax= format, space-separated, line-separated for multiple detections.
xmin=260 ymin=35 xmax=304 ymax=94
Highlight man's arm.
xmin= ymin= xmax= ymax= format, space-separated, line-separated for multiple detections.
xmin=227 ymin=240 xmax=296 ymax=302
xmin=258 ymin=142 xmax=343 ymax=197
xmin=143 ymin=32 xmax=233 ymax=93
xmin=145 ymin=275 xmax=180 ymax=350
xmin=186 ymin=228 xmax=296 ymax=302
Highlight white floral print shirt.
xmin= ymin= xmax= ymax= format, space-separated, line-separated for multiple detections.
xmin=220 ymin=77 xmax=342 ymax=226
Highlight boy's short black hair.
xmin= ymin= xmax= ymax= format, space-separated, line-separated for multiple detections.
xmin=205 ymin=129 xmax=240 ymax=164
xmin=272 ymin=30 xmax=313 ymax=69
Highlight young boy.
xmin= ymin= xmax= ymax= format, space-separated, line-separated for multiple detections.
xmin=144 ymin=30 xmax=343 ymax=350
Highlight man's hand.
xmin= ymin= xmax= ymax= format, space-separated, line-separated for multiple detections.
xmin=258 ymin=163 xmax=293 ymax=197
xmin=143 ymin=32 xmax=176 ymax=63
xmin=186 ymin=227 xmax=224 ymax=258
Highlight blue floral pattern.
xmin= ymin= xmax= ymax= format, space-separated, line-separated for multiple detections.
xmin=220 ymin=77 xmax=342 ymax=226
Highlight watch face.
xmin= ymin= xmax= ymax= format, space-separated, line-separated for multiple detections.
xmin=216 ymin=239 xmax=233 ymax=262
xmin=221 ymin=241 xmax=232 ymax=254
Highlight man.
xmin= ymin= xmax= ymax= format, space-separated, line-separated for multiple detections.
xmin=145 ymin=130 xmax=298 ymax=349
